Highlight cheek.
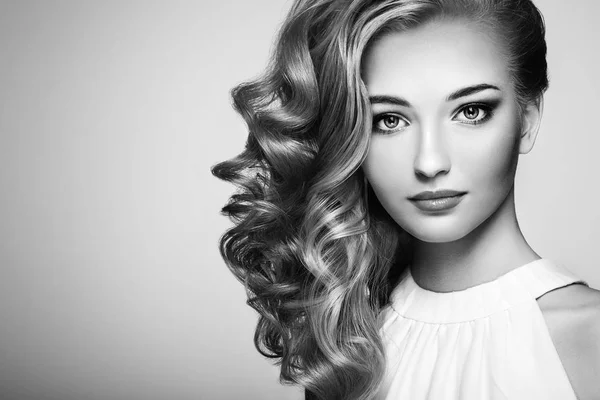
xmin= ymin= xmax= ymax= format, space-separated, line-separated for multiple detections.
xmin=362 ymin=138 xmax=417 ymax=233
xmin=461 ymin=119 xmax=522 ymax=195
xmin=362 ymin=139 xmax=412 ymax=196
xmin=461 ymin=135 xmax=518 ymax=188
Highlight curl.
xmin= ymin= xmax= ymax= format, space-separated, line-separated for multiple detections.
xmin=212 ymin=2 xmax=404 ymax=397
xmin=212 ymin=0 xmax=548 ymax=398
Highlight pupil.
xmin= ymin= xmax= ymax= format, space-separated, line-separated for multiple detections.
xmin=384 ymin=116 xmax=398 ymax=128
xmin=465 ymin=107 xmax=479 ymax=119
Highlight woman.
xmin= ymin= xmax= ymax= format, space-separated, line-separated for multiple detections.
xmin=212 ymin=0 xmax=600 ymax=399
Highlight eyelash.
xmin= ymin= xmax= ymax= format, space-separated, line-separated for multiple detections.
xmin=372 ymin=103 xmax=495 ymax=135
xmin=454 ymin=103 xmax=494 ymax=125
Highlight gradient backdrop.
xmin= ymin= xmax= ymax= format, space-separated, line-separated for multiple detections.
xmin=0 ymin=1 xmax=598 ymax=399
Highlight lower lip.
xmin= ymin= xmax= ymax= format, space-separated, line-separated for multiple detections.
xmin=410 ymin=194 xmax=466 ymax=212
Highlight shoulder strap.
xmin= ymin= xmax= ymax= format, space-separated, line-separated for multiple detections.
xmin=517 ymin=259 xmax=589 ymax=300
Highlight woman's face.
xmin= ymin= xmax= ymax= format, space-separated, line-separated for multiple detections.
xmin=361 ymin=18 xmax=539 ymax=243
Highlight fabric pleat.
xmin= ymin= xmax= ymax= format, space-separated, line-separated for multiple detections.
xmin=377 ymin=259 xmax=588 ymax=400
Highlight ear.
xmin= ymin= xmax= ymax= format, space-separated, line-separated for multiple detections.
xmin=519 ymin=96 xmax=543 ymax=154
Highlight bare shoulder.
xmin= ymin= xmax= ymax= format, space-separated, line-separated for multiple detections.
xmin=538 ymin=283 xmax=600 ymax=400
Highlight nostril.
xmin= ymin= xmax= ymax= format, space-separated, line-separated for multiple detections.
xmin=413 ymin=153 xmax=451 ymax=178
xmin=414 ymin=168 xmax=449 ymax=180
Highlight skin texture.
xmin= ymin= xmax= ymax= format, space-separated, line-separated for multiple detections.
xmin=361 ymin=18 xmax=542 ymax=292
xmin=363 ymin=21 xmax=520 ymax=245
xmin=361 ymin=18 xmax=600 ymax=399
xmin=537 ymin=285 xmax=600 ymax=400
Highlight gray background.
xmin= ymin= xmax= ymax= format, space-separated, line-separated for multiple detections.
xmin=0 ymin=1 xmax=598 ymax=399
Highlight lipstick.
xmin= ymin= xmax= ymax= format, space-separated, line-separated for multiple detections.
xmin=408 ymin=190 xmax=466 ymax=212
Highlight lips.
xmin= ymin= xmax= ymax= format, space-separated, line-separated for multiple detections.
xmin=409 ymin=190 xmax=467 ymax=201
xmin=408 ymin=190 xmax=467 ymax=212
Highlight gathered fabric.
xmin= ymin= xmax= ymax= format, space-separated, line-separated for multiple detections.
xmin=377 ymin=259 xmax=588 ymax=400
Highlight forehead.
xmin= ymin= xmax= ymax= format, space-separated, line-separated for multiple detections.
xmin=362 ymin=18 xmax=512 ymax=98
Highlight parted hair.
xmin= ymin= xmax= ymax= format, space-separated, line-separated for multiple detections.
xmin=211 ymin=0 xmax=548 ymax=398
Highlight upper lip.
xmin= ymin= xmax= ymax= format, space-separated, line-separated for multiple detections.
xmin=409 ymin=190 xmax=466 ymax=200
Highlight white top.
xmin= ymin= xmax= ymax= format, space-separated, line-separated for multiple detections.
xmin=377 ymin=258 xmax=589 ymax=400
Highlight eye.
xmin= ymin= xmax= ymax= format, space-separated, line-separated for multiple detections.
xmin=453 ymin=104 xmax=492 ymax=125
xmin=373 ymin=113 xmax=409 ymax=134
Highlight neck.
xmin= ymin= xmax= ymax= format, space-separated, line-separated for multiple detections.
xmin=410 ymin=186 xmax=540 ymax=293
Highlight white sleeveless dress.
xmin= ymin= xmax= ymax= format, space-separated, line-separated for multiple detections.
xmin=377 ymin=258 xmax=589 ymax=399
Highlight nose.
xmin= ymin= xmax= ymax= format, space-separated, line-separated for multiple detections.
xmin=413 ymin=122 xmax=451 ymax=179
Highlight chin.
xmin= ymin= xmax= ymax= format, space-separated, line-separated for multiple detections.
xmin=411 ymin=231 xmax=469 ymax=243
xmin=402 ymin=220 xmax=474 ymax=243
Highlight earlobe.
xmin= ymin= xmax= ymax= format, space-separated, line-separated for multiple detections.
xmin=519 ymin=97 xmax=543 ymax=154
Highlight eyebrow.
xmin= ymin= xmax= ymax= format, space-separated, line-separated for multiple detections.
xmin=446 ymin=83 xmax=501 ymax=101
xmin=369 ymin=83 xmax=501 ymax=107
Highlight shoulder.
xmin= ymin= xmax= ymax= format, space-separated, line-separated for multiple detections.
xmin=538 ymin=283 xmax=600 ymax=400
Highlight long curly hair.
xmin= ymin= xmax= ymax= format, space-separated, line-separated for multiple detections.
xmin=211 ymin=0 xmax=548 ymax=398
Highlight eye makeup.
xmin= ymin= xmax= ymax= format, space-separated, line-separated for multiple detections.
xmin=372 ymin=113 xmax=410 ymax=134
xmin=454 ymin=98 xmax=505 ymax=128
xmin=371 ymin=97 xmax=503 ymax=134
xmin=452 ymin=102 xmax=494 ymax=125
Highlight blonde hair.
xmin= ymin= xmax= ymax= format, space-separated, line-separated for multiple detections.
xmin=212 ymin=0 xmax=548 ymax=398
